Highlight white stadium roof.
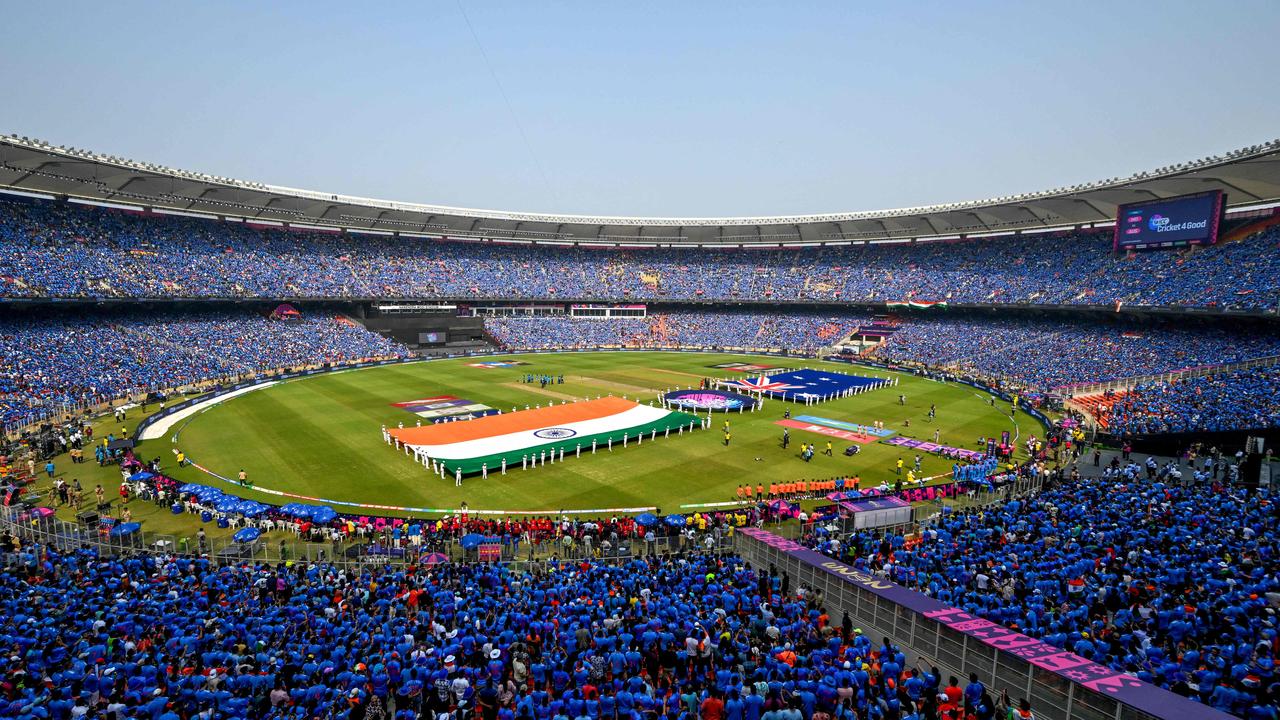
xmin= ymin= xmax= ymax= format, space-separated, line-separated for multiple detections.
xmin=2 ymin=132 xmax=1280 ymax=246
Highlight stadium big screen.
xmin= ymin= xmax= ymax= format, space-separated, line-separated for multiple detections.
xmin=1114 ymin=190 xmax=1226 ymax=251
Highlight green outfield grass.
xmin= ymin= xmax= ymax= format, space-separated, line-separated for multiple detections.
xmin=170 ymin=352 xmax=1024 ymax=510
xmin=34 ymin=352 xmax=1033 ymax=547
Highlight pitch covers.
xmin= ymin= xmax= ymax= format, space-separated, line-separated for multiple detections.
xmin=388 ymin=397 xmax=701 ymax=475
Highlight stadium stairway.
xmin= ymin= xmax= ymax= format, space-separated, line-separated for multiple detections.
xmin=1069 ymin=390 xmax=1129 ymax=429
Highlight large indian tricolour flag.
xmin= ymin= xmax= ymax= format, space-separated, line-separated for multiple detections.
xmin=388 ymin=397 xmax=701 ymax=475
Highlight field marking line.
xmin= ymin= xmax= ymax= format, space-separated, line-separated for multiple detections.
xmin=140 ymin=382 xmax=278 ymax=441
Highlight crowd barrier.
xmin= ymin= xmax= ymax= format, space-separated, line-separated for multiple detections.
xmin=0 ymin=502 xmax=733 ymax=570
xmin=732 ymin=528 xmax=1231 ymax=720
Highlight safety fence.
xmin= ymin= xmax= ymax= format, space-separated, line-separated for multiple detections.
xmin=0 ymin=503 xmax=732 ymax=570
xmin=947 ymin=474 xmax=1045 ymax=512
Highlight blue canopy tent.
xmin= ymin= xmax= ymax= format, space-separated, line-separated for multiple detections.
xmin=232 ymin=527 xmax=262 ymax=544
xmin=109 ymin=522 xmax=141 ymax=537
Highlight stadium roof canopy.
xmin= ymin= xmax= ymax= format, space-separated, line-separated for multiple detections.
xmin=2 ymin=132 xmax=1280 ymax=247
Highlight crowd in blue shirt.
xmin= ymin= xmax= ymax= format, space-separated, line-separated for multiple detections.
xmin=805 ymin=479 xmax=1280 ymax=718
xmin=486 ymin=313 xmax=862 ymax=353
xmin=6 ymin=304 xmax=1279 ymax=437
xmin=1096 ymin=367 xmax=1280 ymax=435
xmin=2 ymin=195 xmax=1279 ymax=310
xmin=0 ymin=310 xmax=407 ymax=429
xmin=873 ymin=316 xmax=1280 ymax=391
xmin=0 ymin=542 xmax=1033 ymax=720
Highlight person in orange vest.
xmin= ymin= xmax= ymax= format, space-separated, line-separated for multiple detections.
xmin=776 ymin=645 xmax=797 ymax=667
xmin=756 ymin=483 xmax=764 ymax=499
xmin=744 ymin=484 xmax=754 ymax=499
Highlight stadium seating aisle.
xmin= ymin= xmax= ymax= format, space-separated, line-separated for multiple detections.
xmin=0 ymin=542 xmax=1045 ymax=720
xmin=0 ymin=310 xmax=408 ymax=428
xmin=804 ymin=476 xmax=1280 ymax=718
xmin=2 ymin=194 xmax=1280 ymax=309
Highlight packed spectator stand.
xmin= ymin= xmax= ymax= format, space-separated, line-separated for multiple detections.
xmin=3 ymin=189 xmax=1280 ymax=720
xmin=2 ymin=536 xmax=1058 ymax=720
xmin=0 ymin=310 xmax=408 ymax=430
xmin=804 ymin=471 xmax=1280 ymax=718
xmin=870 ymin=317 xmax=1280 ymax=391
xmin=1086 ymin=367 xmax=1280 ymax=435
xmin=485 ymin=312 xmax=860 ymax=353
xmin=2 ymin=194 xmax=1280 ymax=310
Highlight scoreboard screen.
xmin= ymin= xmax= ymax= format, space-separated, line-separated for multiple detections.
xmin=1114 ymin=190 xmax=1225 ymax=251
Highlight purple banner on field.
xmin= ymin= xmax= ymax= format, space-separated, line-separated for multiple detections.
xmin=736 ymin=528 xmax=1234 ymax=720
xmin=838 ymin=496 xmax=910 ymax=514
xmin=825 ymin=485 xmax=960 ymax=504
xmin=883 ymin=436 xmax=986 ymax=461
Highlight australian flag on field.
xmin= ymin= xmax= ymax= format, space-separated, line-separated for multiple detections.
xmin=724 ymin=369 xmax=883 ymax=402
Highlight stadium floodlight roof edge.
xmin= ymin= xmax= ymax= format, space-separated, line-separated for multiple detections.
xmin=2 ymin=132 xmax=1280 ymax=243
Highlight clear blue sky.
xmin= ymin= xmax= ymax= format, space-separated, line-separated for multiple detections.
xmin=3 ymin=1 xmax=1278 ymax=217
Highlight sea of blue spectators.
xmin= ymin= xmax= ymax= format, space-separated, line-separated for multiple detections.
xmin=1097 ymin=367 xmax=1280 ymax=435
xmin=5 ymin=302 xmax=1277 ymax=436
xmin=806 ymin=478 xmax=1280 ymax=718
xmin=0 ymin=542 xmax=1039 ymax=720
xmin=873 ymin=316 xmax=1280 ymax=390
xmin=2 ymin=194 xmax=1279 ymax=310
xmin=485 ymin=312 xmax=862 ymax=352
xmin=0 ymin=310 xmax=407 ymax=429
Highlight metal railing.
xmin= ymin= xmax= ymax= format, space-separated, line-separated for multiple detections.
xmin=0 ymin=503 xmax=732 ymax=569
xmin=732 ymin=528 xmax=1225 ymax=720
